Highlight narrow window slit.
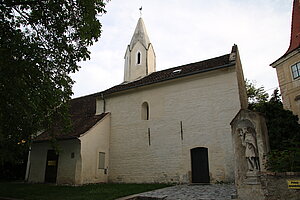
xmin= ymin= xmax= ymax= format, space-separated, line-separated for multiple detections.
xmin=180 ymin=121 xmax=183 ymax=140
xmin=148 ymin=128 xmax=151 ymax=146
xmin=137 ymin=52 xmax=141 ymax=64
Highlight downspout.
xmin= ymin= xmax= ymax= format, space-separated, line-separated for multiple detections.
xmin=101 ymin=93 xmax=106 ymax=113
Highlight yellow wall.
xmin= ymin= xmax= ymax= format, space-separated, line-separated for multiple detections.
xmin=273 ymin=52 xmax=300 ymax=119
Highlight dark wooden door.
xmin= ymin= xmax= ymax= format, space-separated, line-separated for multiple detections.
xmin=191 ymin=147 xmax=210 ymax=183
xmin=45 ymin=150 xmax=59 ymax=183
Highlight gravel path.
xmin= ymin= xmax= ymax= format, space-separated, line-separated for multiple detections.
xmin=131 ymin=184 xmax=237 ymax=200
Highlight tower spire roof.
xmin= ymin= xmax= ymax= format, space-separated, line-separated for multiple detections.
xmin=285 ymin=0 xmax=300 ymax=55
xmin=129 ymin=17 xmax=151 ymax=50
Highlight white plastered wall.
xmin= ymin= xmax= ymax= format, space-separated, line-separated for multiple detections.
xmin=27 ymin=139 xmax=81 ymax=184
xmin=79 ymin=113 xmax=111 ymax=184
xmin=104 ymin=66 xmax=241 ymax=183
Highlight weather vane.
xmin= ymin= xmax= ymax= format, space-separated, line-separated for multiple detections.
xmin=139 ymin=6 xmax=142 ymax=17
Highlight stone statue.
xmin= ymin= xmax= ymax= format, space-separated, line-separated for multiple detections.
xmin=237 ymin=120 xmax=260 ymax=171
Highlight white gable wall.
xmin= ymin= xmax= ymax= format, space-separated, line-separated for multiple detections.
xmin=105 ymin=66 xmax=241 ymax=183
xmin=79 ymin=113 xmax=111 ymax=184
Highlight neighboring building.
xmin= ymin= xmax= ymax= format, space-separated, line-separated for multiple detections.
xmin=27 ymin=17 xmax=248 ymax=185
xmin=271 ymin=0 xmax=300 ymax=119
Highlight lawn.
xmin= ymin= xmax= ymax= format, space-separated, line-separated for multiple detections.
xmin=0 ymin=182 xmax=170 ymax=200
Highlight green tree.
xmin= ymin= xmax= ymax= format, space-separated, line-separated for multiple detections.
xmin=0 ymin=0 xmax=108 ymax=178
xmin=246 ymin=81 xmax=300 ymax=172
xmin=245 ymin=79 xmax=269 ymax=104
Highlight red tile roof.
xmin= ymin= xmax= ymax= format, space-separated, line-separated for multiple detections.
xmin=271 ymin=0 xmax=300 ymax=65
xmin=286 ymin=0 xmax=300 ymax=55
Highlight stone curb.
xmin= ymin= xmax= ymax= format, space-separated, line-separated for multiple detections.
xmin=115 ymin=194 xmax=140 ymax=200
xmin=115 ymin=194 xmax=167 ymax=200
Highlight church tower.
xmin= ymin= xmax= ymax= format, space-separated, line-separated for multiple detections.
xmin=124 ymin=18 xmax=156 ymax=82
xmin=271 ymin=0 xmax=300 ymax=119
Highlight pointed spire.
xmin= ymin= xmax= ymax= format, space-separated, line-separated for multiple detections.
xmin=124 ymin=17 xmax=156 ymax=82
xmin=129 ymin=17 xmax=151 ymax=50
xmin=286 ymin=0 xmax=300 ymax=55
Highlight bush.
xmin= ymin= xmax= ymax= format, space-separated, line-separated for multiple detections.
xmin=267 ymin=147 xmax=300 ymax=172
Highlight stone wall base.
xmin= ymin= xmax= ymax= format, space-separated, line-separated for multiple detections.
xmin=260 ymin=172 xmax=300 ymax=200
xmin=237 ymin=172 xmax=300 ymax=200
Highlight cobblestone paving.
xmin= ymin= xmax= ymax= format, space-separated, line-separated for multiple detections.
xmin=136 ymin=184 xmax=237 ymax=200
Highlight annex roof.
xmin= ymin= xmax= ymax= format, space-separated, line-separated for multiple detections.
xmin=34 ymin=94 xmax=108 ymax=142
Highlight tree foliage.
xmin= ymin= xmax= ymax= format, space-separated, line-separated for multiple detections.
xmin=245 ymin=79 xmax=269 ymax=104
xmin=0 ymin=0 xmax=108 ymax=174
xmin=246 ymin=81 xmax=300 ymax=172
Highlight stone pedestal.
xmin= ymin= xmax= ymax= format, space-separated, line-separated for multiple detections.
xmin=245 ymin=171 xmax=260 ymax=185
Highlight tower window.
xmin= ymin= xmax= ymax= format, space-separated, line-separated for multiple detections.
xmin=291 ymin=62 xmax=300 ymax=79
xmin=141 ymin=102 xmax=149 ymax=120
xmin=137 ymin=52 xmax=141 ymax=65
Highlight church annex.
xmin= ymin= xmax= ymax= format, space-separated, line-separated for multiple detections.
xmin=27 ymin=17 xmax=248 ymax=185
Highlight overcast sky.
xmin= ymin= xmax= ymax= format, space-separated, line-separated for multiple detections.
xmin=71 ymin=0 xmax=293 ymax=98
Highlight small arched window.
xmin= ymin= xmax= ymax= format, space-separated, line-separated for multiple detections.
xmin=141 ymin=102 xmax=149 ymax=120
xmin=137 ymin=52 xmax=141 ymax=65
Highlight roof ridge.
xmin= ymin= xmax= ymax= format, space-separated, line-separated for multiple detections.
xmin=101 ymin=53 xmax=232 ymax=96
xmin=149 ymin=53 xmax=231 ymax=75
xmin=72 ymin=53 xmax=233 ymax=99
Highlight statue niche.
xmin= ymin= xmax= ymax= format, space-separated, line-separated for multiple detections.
xmin=236 ymin=119 xmax=260 ymax=172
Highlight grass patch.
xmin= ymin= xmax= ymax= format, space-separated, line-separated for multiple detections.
xmin=0 ymin=182 xmax=170 ymax=200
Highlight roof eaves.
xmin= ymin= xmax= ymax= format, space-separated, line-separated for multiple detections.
xmin=270 ymin=47 xmax=300 ymax=67
xmin=103 ymin=62 xmax=235 ymax=96
xmin=33 ymin=136 xmax=79 ymax=143
xmin=78 ymin=112 xmax=110 ymax=138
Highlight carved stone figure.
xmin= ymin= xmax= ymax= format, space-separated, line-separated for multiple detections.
xmin=237 ymin=120 xmax=260 ymax=171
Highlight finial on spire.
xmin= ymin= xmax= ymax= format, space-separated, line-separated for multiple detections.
xmin=139 ymin=6 xmax=142 ymax=17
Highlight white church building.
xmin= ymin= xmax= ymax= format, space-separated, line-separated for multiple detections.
xmin=27 ymin=17 xmax=248 ymax=185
